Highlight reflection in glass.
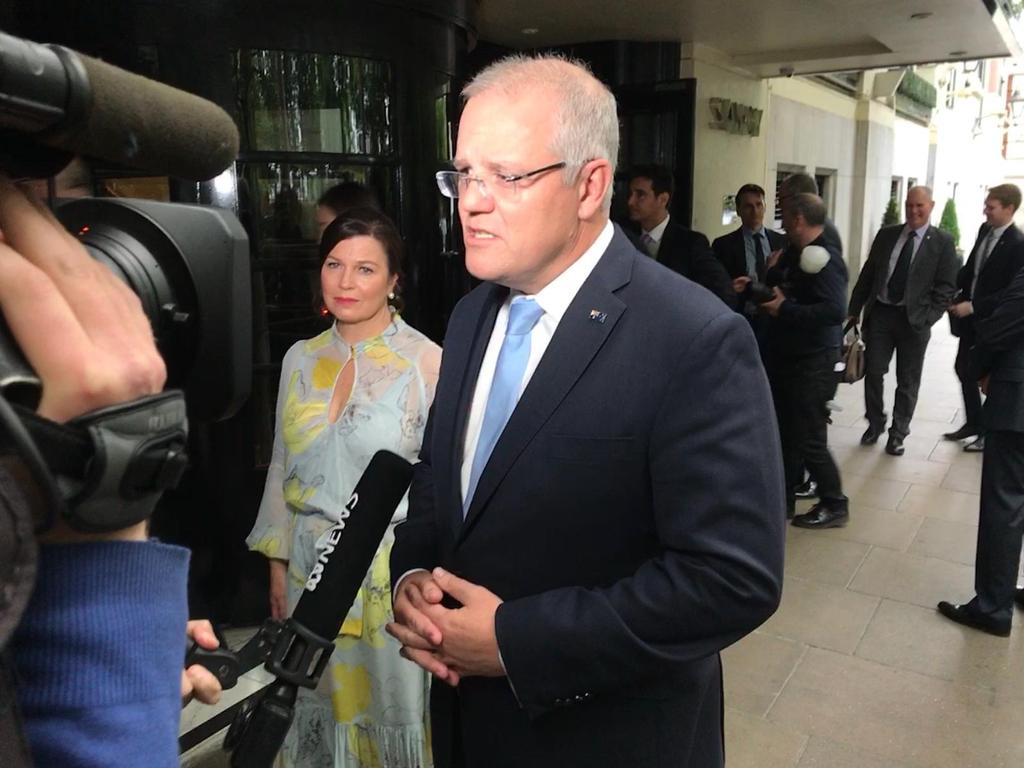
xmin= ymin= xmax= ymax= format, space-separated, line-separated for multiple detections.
xmin=235 ymin=49 xmax=393 ymax=155
xmin=237 ymin=161 xmax=394 ymax=464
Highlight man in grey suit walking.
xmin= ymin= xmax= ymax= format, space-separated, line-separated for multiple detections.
xmin=848 ymin=186 xmax=959 ymax=456
xmin=938 ymin=264 xmax=1024 ymax=636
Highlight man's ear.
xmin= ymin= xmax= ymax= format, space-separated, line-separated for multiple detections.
xmin=577 ymin=159 xmax=613 ymax=220
xmin=657 ymin=191 xmax=671 ymax=211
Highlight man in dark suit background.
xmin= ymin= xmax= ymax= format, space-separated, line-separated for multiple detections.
xmin=625 ymin=164 xmax=736 ymax=307
xmin=713 ymin=182 xmax=787 ymax=294
xmin=945 ymin=183 xmax=1024 ymax=453
xmin=388 ymin=54 xmax=785 ymax=768
xmin=848 ymin=186 xmax=959 ymax=456
xmin=713 ymin=183 xmax=787 ymax=361
xmin=759 ymin=194 xmax=849 ymax=527
xmin=938 ymin=264 xmax=1024 ymax=637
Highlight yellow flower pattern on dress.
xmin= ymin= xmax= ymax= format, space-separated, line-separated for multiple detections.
xmin=313 ymin=356 xmax=344 ymax=390
xmin=332 ymin=664 xmax=373 ymax=722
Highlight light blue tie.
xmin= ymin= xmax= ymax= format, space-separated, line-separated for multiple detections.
xmin=464 ymin=297 xmax=545 ymax=513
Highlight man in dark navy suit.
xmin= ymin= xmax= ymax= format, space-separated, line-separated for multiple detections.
xmin=945 ymin=184 xmax=1024 ymax=453
xmin=388 ymin=55 xmax=785 ymax=768
xmin=939 ymin=263 xmax=1024 ymax=636
xmin=625 ymin=164 xmax=736 ymax=308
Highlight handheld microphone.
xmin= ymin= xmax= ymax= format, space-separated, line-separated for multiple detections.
xmin=292 ymin=449 xmax=414 ymax=637
xmin=222 ymin=450 xmax=414 ymax=768
xmin=0 ymin=30 xmax=239 ymax=180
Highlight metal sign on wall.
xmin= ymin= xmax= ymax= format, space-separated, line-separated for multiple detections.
xmin=708 ymin=98 xmax=763 ymax=136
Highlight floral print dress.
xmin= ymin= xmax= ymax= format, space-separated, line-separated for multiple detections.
xmin=247 ymin=317 xmax=440 ymax=768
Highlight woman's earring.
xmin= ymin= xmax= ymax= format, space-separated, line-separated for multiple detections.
xmin=388 ymin=292 xmax=396 ymax=301
xmin=319 ymin=304 xmax=330 ymax=317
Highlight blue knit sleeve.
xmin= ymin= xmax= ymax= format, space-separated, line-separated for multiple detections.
xmin=12 ymin=540 xmax=190 ymax=768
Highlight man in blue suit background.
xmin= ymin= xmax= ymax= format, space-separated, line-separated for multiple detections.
xmin=388 ymin=54 xmax=785 ymax=768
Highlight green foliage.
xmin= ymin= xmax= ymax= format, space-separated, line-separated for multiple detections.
xmin=882 ymin=197 xmax=901 ymax=227
xmin=897 ymin=71 xmax=937 ymax=109
xmin=939 ymin=198 xmax=961 ymax=249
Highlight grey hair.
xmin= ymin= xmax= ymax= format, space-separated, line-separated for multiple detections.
xmin=780 ymin=173 xmax=818 ymax=196
xmin=463 ymin=53 xmax=619 ymax=209
xmin=907 ymin=185 xmax=934 ymax=201
xmin=788 ymin=193 xmax=827 ymax=226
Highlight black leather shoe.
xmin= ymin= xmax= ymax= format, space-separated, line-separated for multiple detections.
xmin=791 ymin=502 xmax=849 ymax=529
xmin=793 ymin=479 xmax=818 ymax=499
xmin=885 ymin=435 xmax=905 ymax=456
xmin=937 ymin=600 xmax=1011 ymax=637
xmin=964 ymin=436 xmax=985 ymax=453
xmin=860 ymin=425 xmax=884 ymax=445
xmin=943 ymin=424 xmax=979 ymax=441
xmin=1014 ymin=588 xmax=1024 ymax=609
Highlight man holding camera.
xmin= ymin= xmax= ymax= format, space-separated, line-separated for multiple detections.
xmin=760 ymin=193 xmax=849 ymax=527
xmin=0 ymin=176 xmax=220 ymax=767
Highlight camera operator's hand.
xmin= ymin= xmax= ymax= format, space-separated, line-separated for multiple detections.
xmin=0 ymin=177 xmax=166 ymax=541
xmin=0 ymin=177 xmax=166 ymax=420
xmin=732 ymin=276 xmax=752 ymax=294
xmin=182 ymin=620 xmax=222 ymax=706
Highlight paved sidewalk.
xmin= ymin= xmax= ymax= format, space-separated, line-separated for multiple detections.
xmin=725 ymin=320 xmax=1024 ymax=768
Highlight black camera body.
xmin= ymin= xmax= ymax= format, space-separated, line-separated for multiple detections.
xmin=0 ymin=29 xmax=250 ymax=422
xmin=747 ymin=281 xmax=776 ymax=305
xmin=56 ymin=198 xmax=251 ymax=422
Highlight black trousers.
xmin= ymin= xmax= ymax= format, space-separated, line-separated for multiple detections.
xmin=954 ymin=333 xmax=984 ymax=432
xmin=770 ymin=349 xmax=845 ymax=509
xmin=864 ymin=303 xmax=931 ymax=438
xmin=973 ymin=430 xmax=1024 ymax=622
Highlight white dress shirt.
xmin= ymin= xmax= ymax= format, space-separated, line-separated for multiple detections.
xmin=640 ymin=213 xmax=670 ymax=259
xmin=460 ymin=221 xmax=613 ymax=502
xmin=971 ymin=223 xmax=1009 ymax=296
xmin=880 ymin=221 xmax=930 ymax=305
xmin=393 ymin=221 xmax=614 ymax=614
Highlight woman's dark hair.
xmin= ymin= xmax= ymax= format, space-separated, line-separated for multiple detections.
xmin=317 ymin=206 xmax=405 ymax=314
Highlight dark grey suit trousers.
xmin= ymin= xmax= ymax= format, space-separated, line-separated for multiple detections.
xmin=974 ymin=430 xmax=1024 ymax=622
xmin=864 ymin=303 xmax=930 ymax=438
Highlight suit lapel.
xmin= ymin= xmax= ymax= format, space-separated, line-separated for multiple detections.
xmin=458 ymin=240 xmax=632 ymax=541
xmin=909 ymin=227 xmax=936 ymax=283
xmin=980 ymin=224 xmax=1018 ymax=275
xmin=443 ymin=284 xmax=506 ymax=534
xmin=875 ymin=228 xmax=903 ymax=294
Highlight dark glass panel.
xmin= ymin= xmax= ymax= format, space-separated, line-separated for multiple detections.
xmin=235 ymin=49 xmax=394 ymax=155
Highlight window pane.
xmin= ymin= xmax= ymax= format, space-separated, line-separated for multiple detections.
xmin=237 ymin=161 xmax=393 ymax=244
xmin=235 ymin=49 xmax=393 ymax=155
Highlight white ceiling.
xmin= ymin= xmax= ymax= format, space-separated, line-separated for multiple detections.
xmin=475 ymin=0 xmax=1021 ymax=78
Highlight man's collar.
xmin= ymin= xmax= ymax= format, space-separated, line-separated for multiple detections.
xmin=904 ymin=221 xmax=930 ymax=239
xmin=515 ymin=220 xmax=613 ymax=325
xmin=644 ymin=213 xmax=670 ymax=242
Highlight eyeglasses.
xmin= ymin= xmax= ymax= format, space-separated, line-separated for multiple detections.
xmin=435 ymin=161 xmax=567 ymax=200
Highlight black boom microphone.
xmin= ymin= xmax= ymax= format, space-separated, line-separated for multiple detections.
xmin=222 ymin=450 xmax=414 ymax=768
xmin=0 ymin=30 xmax=239 ymax=180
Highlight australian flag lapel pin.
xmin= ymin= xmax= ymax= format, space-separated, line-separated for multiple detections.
xmin=588 ymin=309 xmax=607 ymax=324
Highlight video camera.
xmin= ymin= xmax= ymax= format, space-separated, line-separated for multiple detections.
xmin=0 ymin=29 xmax=251 ymax=423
